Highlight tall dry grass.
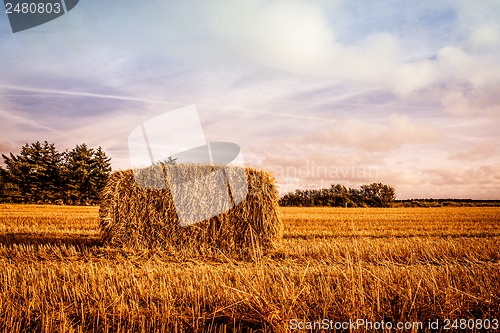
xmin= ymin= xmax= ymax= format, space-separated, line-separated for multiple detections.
xmin=0 ymin=204 xmax=499 ymax=332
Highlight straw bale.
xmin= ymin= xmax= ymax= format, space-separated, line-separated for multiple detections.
xmin=99 ymin=164 xmax=282 ymax=255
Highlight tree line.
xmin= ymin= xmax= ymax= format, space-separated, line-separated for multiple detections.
xmin=0 ymin=141 xmax=111 ymax=205
xmin=279 ymin=183 xmax=396 ymax=207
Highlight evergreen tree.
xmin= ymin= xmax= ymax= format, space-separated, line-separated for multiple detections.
xmin=65 ymin=144 xmax=95 ymax=204
xmin=0 ymin=141 xmax=112 ymax=204
xmin=64 ymin=144 xmax=112 ymax=204
xmin=0 ymin=167 xmax=6 ymax=200
xmin=89 ymin=146 xmax=112 ymax=202
xmin=39 ymin=141 xmax=64 ymax=202
xmin=1 ymin=141 xmax=63 ymax=203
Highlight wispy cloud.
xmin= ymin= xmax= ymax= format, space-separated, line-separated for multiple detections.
xmin=0 ymin=85 xmax=177 ymax=106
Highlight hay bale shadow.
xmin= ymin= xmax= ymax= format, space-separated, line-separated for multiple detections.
xmin=0 ymin=233 xmax=103 ymax=248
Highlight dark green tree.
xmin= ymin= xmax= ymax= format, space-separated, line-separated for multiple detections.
xmin=89 ymin=146 xmax=112 ymax=202
xmin=64 ymin=144 xmax=94 ymax=204
xmin=1 ymin=141 xmax=63 ymax=203
xmin=1 ymin=142 xmax=112 ymax=204
xmin=0 ymin=167 xmax=6 ymax=200
xmin=64 ymin=144 xmax=112 ymax=204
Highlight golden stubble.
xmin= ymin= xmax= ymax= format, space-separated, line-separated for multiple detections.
xmin=0 ymin=204 xmax=499 ymax=332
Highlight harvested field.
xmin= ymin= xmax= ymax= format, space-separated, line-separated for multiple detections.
xmin=0 ymin=205 xmax=499 ymax=332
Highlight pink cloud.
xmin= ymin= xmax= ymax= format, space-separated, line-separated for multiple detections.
xmin=448 ymin=141 xmax=497 ymax=161
xmin=309 ymin=114 xmax=442 ymax=152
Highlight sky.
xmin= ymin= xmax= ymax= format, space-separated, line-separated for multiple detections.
xmin=0 ymin=0 xmax=499 ymax=199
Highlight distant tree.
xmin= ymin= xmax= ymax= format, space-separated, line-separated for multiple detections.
xmin=330 ymin=184 xmax=353 ymax=207
xmin=0 ymin=142 xmax=112 ymax=204
xmin=2 ymin=147 xmax=32 ymax=202
xmin=1 ymin=141 xmax=63 ymax=203
xmin=360 ymin=183 xmax=396 ymax=207
xmin=64 ymin=144 xmax=93 ymax=204
xmin=89 ymin=146 xmax=112 ymax=202
xmin=64 ymin=144 xmax=111 ymax=204
xmin=0 ymin=165 xmax=19 ymax=202
xmin=39 ymin=142 xmax=65 ymax=202
xmin=279 ymin=182 xmax=396 ymax=208
xmin=0 ymin=167 xmax=5 ymax=200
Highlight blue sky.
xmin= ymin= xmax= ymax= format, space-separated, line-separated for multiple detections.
xmin=1 ymin=0 xmax=499 ymax=199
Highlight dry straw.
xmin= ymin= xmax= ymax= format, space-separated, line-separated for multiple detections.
xmin=99 ymin=164 xmax=282 ymax=256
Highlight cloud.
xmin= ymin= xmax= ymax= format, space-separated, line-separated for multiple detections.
xmin=392 ymin=60 xmax=437 ymax=95
xmin=436 ymin=46 xmax=500 ymax=87
xmin=440 ymin=85 xmax=500 ymax=117
xmin=380 ymin=164 xmax=500 ymax=199
xmin=309 ymin=114 xmax=441 ymax=152
xmin=448 ymin=141 xmax=497 ymax=161
xmin=208 ymin=0 xmax=413 ymax=80
xmin=332 ymin=33 xmax=402 ymax=84
xmin=424 ymin=164 xmax=500 ymax=187
xmin=245 ymin=112 xmax=445 ymax=195
xmin=0 ymin=84 xmax=176 ymax=106
xmin=208 ymin=0 xmax=334 ymax=75
xmin=206 ymin=0 xmax=500 ymax=108
xmin=469 ymin=24 xmax=500 ymax=49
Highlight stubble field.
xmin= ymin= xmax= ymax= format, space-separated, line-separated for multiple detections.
xmin=0 ymin=204 xmax=499 ymax=332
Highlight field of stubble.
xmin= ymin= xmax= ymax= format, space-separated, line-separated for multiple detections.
xmin=0 ymin=204 xmax=499 ymax=332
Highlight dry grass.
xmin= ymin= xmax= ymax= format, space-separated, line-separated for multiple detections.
xmin=0 ymin=204 xmax=499 ymax=332
xmin=99 ymin=166 xmax=282 ymax=256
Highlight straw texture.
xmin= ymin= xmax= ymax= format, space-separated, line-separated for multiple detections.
xmin=99 ymin=164 xmax=282 ymax=255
